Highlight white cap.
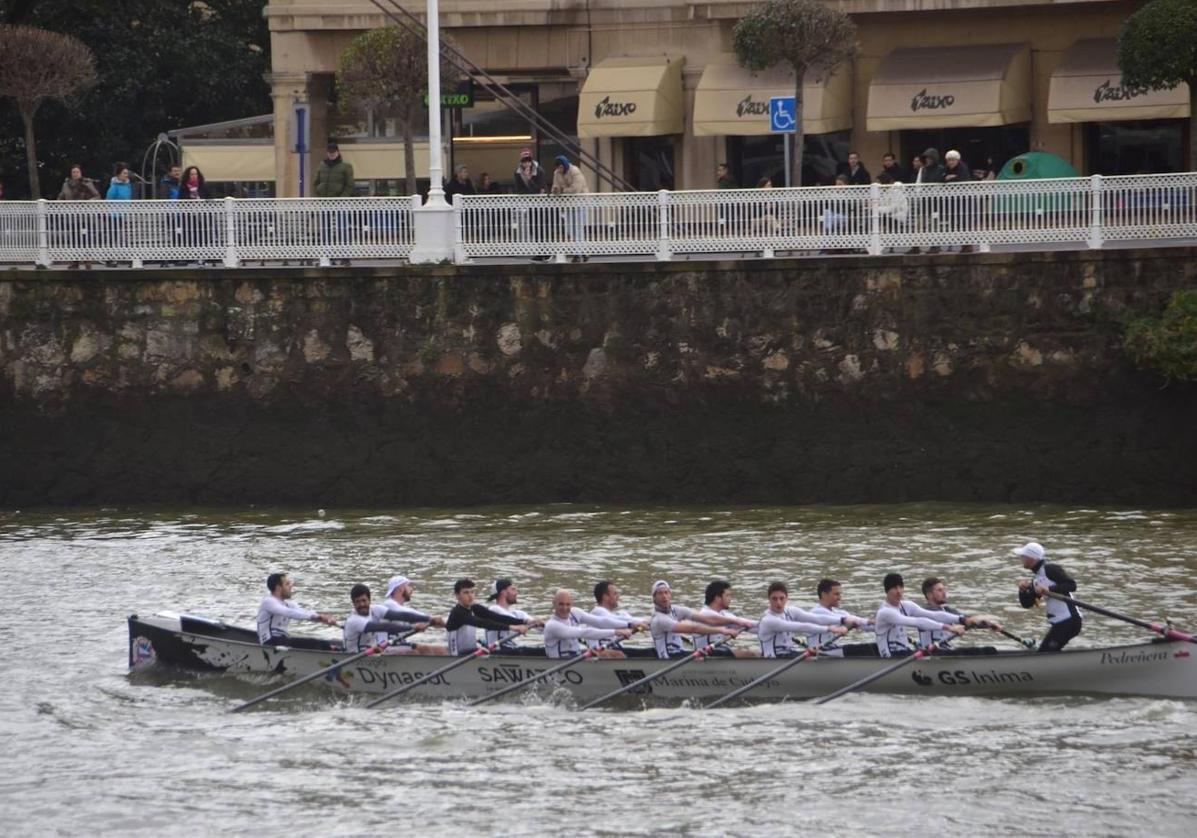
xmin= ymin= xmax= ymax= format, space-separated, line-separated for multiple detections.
xmin=385 ymin=575 xmax=411 ymax=598
xmin=1014 ymin=542 xmax=1045 ymax=562
xmin=945 ymin=149 xmax=961 ymax=161
xmin=650 ymin=579 xmax=671 ymax=594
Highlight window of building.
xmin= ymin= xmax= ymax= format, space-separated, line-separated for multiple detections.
xmin=1085 ymin=120 xmax=1186 ymax=175
xmin=727 ymin=131 xmax=850 ymax=188
xmin=625 ymin=136 xmax=677 ymax=190
xmin=901 ymin=125 xmax=1030 ymax=178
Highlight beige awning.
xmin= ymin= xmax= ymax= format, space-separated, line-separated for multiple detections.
xmin=693 ymin=58 xmax=852 ymax=136
xmin=182 ymin=145 xmax=275 ymax=182
xmin=867 ymin=44 xmax=1031 ymax=131
xmin=1048 ymin=39 xmax=1190 ymax=124
xmin=577 ymin=57 xmax=684 ymax=138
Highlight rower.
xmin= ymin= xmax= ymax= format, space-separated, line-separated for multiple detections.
xmin=649 ymin=580 xmax=752 ymax=659
xmin=758 ymin=581 xmax=847 ymax=658
xmin=255 ymin=572 xmax=339 ymax=650
xmin=380 ymin=574 xmax=448 ymax=655
xmin=807 ymin=578 xmax=877 ymax=657
xmin=445 ymin=578 xmax=532 ymax=656
xmin=483 ymin=578 xmax=547 ymax=656
xmin=920 ymin=577 xmax=1002 ymax=655
xmin=589 ymin=580 xmax=654 ymax=657
xmin=696 ymin=580 xmax=761 ymax=657
xmin=544 ymin=589 xmax=633 ymax=659
xmin=874 ymin=573 xmax=987 ymax=658
xmin=1015 ymin=541 xmax=1083 ymax=651
xmin=343 ymin=584 xmax=426 ymax=652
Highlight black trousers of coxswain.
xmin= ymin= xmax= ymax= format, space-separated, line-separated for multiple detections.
xmin=1039 ymin=617 xmax=1082 ymax=652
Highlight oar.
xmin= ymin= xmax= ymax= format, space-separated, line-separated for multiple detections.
xmin=231 ymin=630 xmax=416 ymax=713
xmin=366 ymin=639 xmax=502 ymax=709
xmin=813 ymin=643 xmax=939 ymax=705
xmin=993 ymin=626 xmax=1037 ymax=649
xmin=1042 ymin=591 xmax=1196 ymax=644
xmin=578 ymin=632 xmax=740 ymax=710
xmin=706 ymin=632 xmax=850 ymax=709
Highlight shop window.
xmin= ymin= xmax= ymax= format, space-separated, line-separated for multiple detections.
xmin=727 ymin=131 xmax=850 ymax=188
xmin=1085 ymin=120 xmax=1185 ymax=175
xmin=901 ymin=125 xmax=1029 ymax=178
xmin=625 ymin=136 xmax=677 ymax=190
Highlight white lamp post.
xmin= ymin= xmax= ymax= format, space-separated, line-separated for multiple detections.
xmin=410 ymin=0 xmax=455 ymax=261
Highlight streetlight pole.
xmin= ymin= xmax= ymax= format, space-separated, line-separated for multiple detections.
xmin=409 ymin=0 xmax=455 ymax=261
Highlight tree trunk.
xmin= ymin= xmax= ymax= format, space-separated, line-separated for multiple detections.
xmin=19 ymin=101 xmax=40 ymax=199
xmin=792 ymin=67 xmax=806 ymax=188
xmin=402 ymin=108 xmax=417 ymax=197
xmin=1189 ymin=76 xmax=1196 ymax=173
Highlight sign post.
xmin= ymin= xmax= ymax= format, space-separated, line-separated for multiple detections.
xmin=769 ymin=96 xmax=796 ymax=188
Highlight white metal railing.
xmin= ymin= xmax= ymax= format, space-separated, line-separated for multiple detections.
xmin=1 ymin=174 xmax=1195 ymax=268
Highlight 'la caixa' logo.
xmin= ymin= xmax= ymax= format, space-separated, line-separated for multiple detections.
xmin=594 ymin=96 xmax=637 ymax=119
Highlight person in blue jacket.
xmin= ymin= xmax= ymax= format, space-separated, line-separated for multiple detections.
xmin=106 ymin=162 xmax=133 ymax=200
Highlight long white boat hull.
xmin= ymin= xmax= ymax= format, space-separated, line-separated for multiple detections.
xmin=128 ymin=613 xmax=1197 ymax=703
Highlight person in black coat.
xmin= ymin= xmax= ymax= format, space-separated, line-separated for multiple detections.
xmin=837 ymin=151 xmax=871 ymax=185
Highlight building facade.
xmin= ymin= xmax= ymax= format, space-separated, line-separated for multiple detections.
xmin=196 ymin=0 xmax=1188 ymax=195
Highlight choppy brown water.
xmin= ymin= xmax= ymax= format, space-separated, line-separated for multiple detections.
xmin=1 ymin=504 xmax=1196 ymax=835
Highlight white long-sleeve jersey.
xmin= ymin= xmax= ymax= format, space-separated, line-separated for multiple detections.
xmin=650 ymin=605 xmax=698 ymax=658
xmin=484 ymin=604 xmax=535 ymax=649
xmin=256 ymin=596 xmax=315 ymax=643
xmin=543 ymin=613 xmax=617 ymax=658
xmin=757 ymin=609 xmax=832 ymax=658
xmin=695 ymin=606 xmax=757 ymax=650
xmin=874 ymin=600 xmax=964 ymax=657
xmin=586 ymin=606 xmax=643 ymax=649
xmin=806 ymin=604 xmax=874 ymax=656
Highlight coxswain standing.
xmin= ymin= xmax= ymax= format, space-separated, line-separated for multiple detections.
xmin=445 ymin=578 xmax=531 ymax=656
xmin=649 ymin=580 xmax=753 ymax=659
xmin=696 ymin=580 xmax=761 ymax=657
xmin=588 ymin=580 xmax=653 ymax=656
xmin=381 ymin=574 xmax=448 ymax=655
xmin=807 ymin=578 xmax=876 ymax=657
xmin=544 ymin=589 xmax=633 ymax=658
xmin=874 ymin=573 xmax=987 ymax=658
xmin=1015 ymin=542 xmax=1083 ymax=651
xmin=758 ymin=581 xmax=847 ymax=658
xmin=343 ymin=584 xmax=425 ymax=652
xmin=256 ymin=572 xmax=338 ymax=650
xmin=484 ymin=578 xmax=547 ymax=655
xmin=920 ymin=577 xmax=1003 ymax=655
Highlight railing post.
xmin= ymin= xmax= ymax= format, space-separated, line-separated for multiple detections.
xmin=35 ymin=199 xmax=50 ymax=268
xmin=868 ymin=183 xmax=882 ymax=256
xmin=656 ymin=189 xmax=672 ymax=261
xmin=223 ymin=197 xmax=239 ymax=267
xmin=1088 ymin=174 xmax=1103 ymax=249
xmin=452 ymin=193 xmax=469 ymax=264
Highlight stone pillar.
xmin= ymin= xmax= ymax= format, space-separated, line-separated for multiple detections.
xmin=267 ymin=71 xmax=309 ymax=198
xmin=681 ymin=65 xmax=716 ymax=190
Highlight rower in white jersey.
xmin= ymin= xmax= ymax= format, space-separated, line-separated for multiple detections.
xmin=874 ymin=572 xmax=987 ymax=658
xmin=444 ymin=578 xmax=531 ymax=656
xmin=483 ymin=578 xmax=547 ymax=656
xmin=919 ymin=577 xmax=1003 ymax=655
xmin=343 ymin=583 xmax=426 ymax=652
xmin=544 ymin=589 xmax=633 ymax=659
xmin=255 ymin=572 xmax=339 ymax=650
xmin=1015 ymin=541 xmax=1083 ymax=652
xmin=758 ymin=581 xmax=848 ymax=658
xmin=806 ymin=578 xmax=878 ymax=658
xmin=649 ymin=580 xmax=753 ymax=659
xmin=588 ymin=580 xmax=653 ymax=657
xmin=695 ymin=580 xmax=761 ymax=658
xmin=381 ymin=574 xmax=448 ymax=655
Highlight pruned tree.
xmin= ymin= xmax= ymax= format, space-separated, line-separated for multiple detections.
xmin=0 ymin=24 xmax=96 ymax=198
xmin=1118 ymin=0 xmax=1197 ymax=171
xmin=337 ymin=26 xmax=458 ymax=196
xmin=733 ymin=0 xmax=858 ymax=187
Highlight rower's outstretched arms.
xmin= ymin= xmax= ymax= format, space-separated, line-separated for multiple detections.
xmin=965 ymin=614 xmax=1004 ymax=632
xmin=691 ymin=611 xmax=756 ymax=630
xmin=383 ymin=606 xmax=445 ymax=628
xmin=672 ymin=620 xmax=739 ymax=637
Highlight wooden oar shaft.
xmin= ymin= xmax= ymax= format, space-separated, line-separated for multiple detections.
xmin=579 ymin=634 xmax=737 ymax=710
xmin=813 ymin=646 xmax=933 ymax=705
xmin=993 ymin=626 xmax=1036 ymax=648
xmin=231 ymin=632 xmax=412 ymax=713
xmin=366 ymin=642 xmax=494 ymax=709
xmin=1043 ymin=592 xmax=1196 ymax=644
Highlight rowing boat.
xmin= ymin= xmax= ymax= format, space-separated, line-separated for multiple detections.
xmin=127 ymin=612 xmax=1197 ymax=703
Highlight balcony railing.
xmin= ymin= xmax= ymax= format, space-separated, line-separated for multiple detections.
xmin=1 ymin=174 xmax=1195 ymax=268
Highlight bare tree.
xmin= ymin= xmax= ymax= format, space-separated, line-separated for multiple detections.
xmin=733 ymin=0 xmax=858 ymax=187
xmin=0 ymin=24 xmax=97 ymax=198
xmin=337 ymin=26 xmax=458 ymax=197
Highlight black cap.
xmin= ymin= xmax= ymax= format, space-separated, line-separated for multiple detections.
xmin=326 ymin=141 xmax=339 ymax=151
xmin=487 ymin=578 xmax=513 ymax=601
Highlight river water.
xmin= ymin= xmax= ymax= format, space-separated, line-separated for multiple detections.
xmin=1 ymin=504 xmax=1195 ymax=836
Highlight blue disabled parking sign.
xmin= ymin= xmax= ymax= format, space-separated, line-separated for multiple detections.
xmin=769 ymin=96 xmax=796 ymax=133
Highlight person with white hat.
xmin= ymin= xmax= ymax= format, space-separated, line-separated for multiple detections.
xmin=1016 ymin=542 xmax=1083 ymax=651
xmin=379 ymin=574 xmax=448 ymax=655
xmin=649 ymin=580 xmax=753 ymax=659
